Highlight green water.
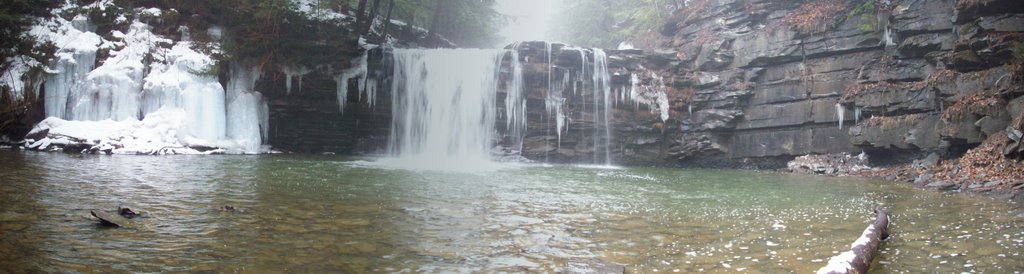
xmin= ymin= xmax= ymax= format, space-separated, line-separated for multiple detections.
xmin=0 ymin=151 xmax=1021 ymax=273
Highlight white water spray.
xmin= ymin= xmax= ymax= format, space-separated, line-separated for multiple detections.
xmin=384 ymin=49 xmax=511 ymax=171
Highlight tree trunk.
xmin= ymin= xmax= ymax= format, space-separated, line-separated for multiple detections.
xmin=427 ymin=0 xmax=449 ymax=45
xmin=361 ymin=0 xmax=384 ymax=36
xmin=817 ymin=208 xmax=890 ymax=274
xmin=354 ymin=0 xmax=369 ymax=36
xmin=379 ymin=0 xmax=395 ymax=44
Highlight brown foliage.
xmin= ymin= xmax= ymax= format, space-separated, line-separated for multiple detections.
xmin=841 ymin=68 xmax=955 ymax=101
xmin=941 ymin=92 xmax=1003 ymax=121
xmin=931 ymin=134 xmax=1024 ymax=187
xmin=955 ymin=0 xmax=983 ymax=9
xmin=861 ymin=114 xmax=924 ymax=130
xmin=781 ymin=0 xmax=847 ymax=34
xmin=679 ymin=0 xmax=712 ymax=24
xmin=679 ymin=87 xmax=697 ymax=103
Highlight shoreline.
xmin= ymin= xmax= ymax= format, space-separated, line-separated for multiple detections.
xmin=4 ymin=144 xmax=1023 ymax=206
xmin=788 ymin=152 xmax=1024 ymax=205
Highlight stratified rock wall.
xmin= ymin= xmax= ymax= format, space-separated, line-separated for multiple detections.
xmin=509 ymin=0 xmax=1024 ymax=168
xmin=266 ymin=0 xmax=1022 ymax=167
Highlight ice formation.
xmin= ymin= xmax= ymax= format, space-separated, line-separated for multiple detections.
xmin=335 ymin=47 xmax=380 ymax=114
xmin=12 ymin=4 xmax=270 ymax=154
xmin=836 ymin=103 xmax=845 ymax=129
xmin=143 ymin=42 xmax=228 ymax=142
xmin=627 ymin=72 xmax=671 ymax=122
xmin=281 ymin=65 xmax=312 ymax=95
xmin=505 ymin=43 xmax=527 ymax=153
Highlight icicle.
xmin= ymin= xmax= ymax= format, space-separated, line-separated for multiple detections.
xmin=505 ymin=43 xmax=527 ymax=154
xmin=335 ymin=52 xmax=369 ymax=114
xmin=281 ymin=66 xmax=310 ymax=95
xmin=855 ymin=107 xmax=862 ymax=123
xmin=178 ymin=25 xmax=190 ymax=41
xmin=624 ymin=71 xmax=670 ymax=122
xmin=284 ymin=71 xmax=293 ymax=94
xmin=836 ymin=103 xmax=846 ymax=129
xmin=259 ymin=94 xmax=270 ymax=142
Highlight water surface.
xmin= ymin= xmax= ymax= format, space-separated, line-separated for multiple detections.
xmin=0 ymin=151 xmax=1021 ymax=273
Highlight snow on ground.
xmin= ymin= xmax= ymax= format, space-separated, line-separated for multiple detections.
xmin=290 ymin=0 xmax=350 ymax=21
xmin=24 ymin=108 xmax=233 ymax=155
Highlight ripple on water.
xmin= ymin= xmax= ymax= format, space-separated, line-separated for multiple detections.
xmin=0 ymin=152 xmax=1021 ymax=272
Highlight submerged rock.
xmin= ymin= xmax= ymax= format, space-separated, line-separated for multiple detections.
xmin=565 ymin=259 xmax=624 ymax=274
xmin=90 ymin=210 xmax=133 ymax=228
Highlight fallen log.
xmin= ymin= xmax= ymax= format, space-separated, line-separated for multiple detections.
xmin=817 ymin=207 xmax=890 ymax=274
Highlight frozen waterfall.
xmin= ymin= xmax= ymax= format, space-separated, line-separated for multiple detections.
xmin=24 ymin=14 xmax=269 ymax=154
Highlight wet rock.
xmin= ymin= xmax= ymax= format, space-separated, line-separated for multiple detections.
xmin=914 ymin=172 xmax=934 ymax=187
xmin=566 ymin=259 xmax=625 ymax=274
xmin=23 ymin=128 xmax=49 ymax=142
xmin=0 ymin=222 xmax=29 ymax=231
xmin=975 ymin=116 xmax=1010 ymax=137
xmin=693 ymin=109 xmax=742 ymax=130
xmin=787 ymin=152 xmax=870 ymax=176
xmin=898 ymin=33 xmax=952 ymax=58
xmin=118 ymin=207 xmax=138 ymax=218
xmin=91 ymin=210 xmax=133 ymax=228
xmin=913 ymin=153 xmax=941 ymax=169
xmin=925 ymin=180 xmax=958 ymax=191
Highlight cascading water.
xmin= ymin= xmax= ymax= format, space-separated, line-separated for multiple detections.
xmin=504 ymin=44 xmax=527 ymax=154
xmin=383 ymin=49 xmax=510 ymax=171
xmin=369 ymin=44 xmax=630 ymax=168
xmin=592 ymin=49 xmax=612 ymax=166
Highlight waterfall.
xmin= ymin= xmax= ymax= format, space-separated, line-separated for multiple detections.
xmin=505 ymin=44 xmax=527 ymax=154
xmin=544 ymin=42 xmax=553 ymax=161
xmin=385 ymin=49 xmax=510 ymax=170
xmin=592 ymin=49 xmax=612 ymax=166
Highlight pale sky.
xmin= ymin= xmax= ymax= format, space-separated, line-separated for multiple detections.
xmin=494 ymin=0 xmax=558 ymax=47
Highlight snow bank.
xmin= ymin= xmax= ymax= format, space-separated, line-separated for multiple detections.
xmin=290 ymin=0 xmax=350 ymax=21
xmin=25 ymin=108 xmax=225 ymax=155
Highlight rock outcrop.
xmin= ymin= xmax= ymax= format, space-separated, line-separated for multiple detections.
xmin=501 ymin=0 xmax=1024 ymax=169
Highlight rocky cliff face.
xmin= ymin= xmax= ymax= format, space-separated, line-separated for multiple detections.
xmin=501 ymin=0 xmax=1024 ymax=168
xmin=147 ymin=0 xmax=1024 ymax=169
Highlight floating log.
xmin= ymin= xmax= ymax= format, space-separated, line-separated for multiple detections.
xmin=817 ymin=207 xmax=890 ymax=274
xmin=566 ymin=259 xmax=624 ymax=274
xmin=90 ymin=209 xmax=133 ymax=228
